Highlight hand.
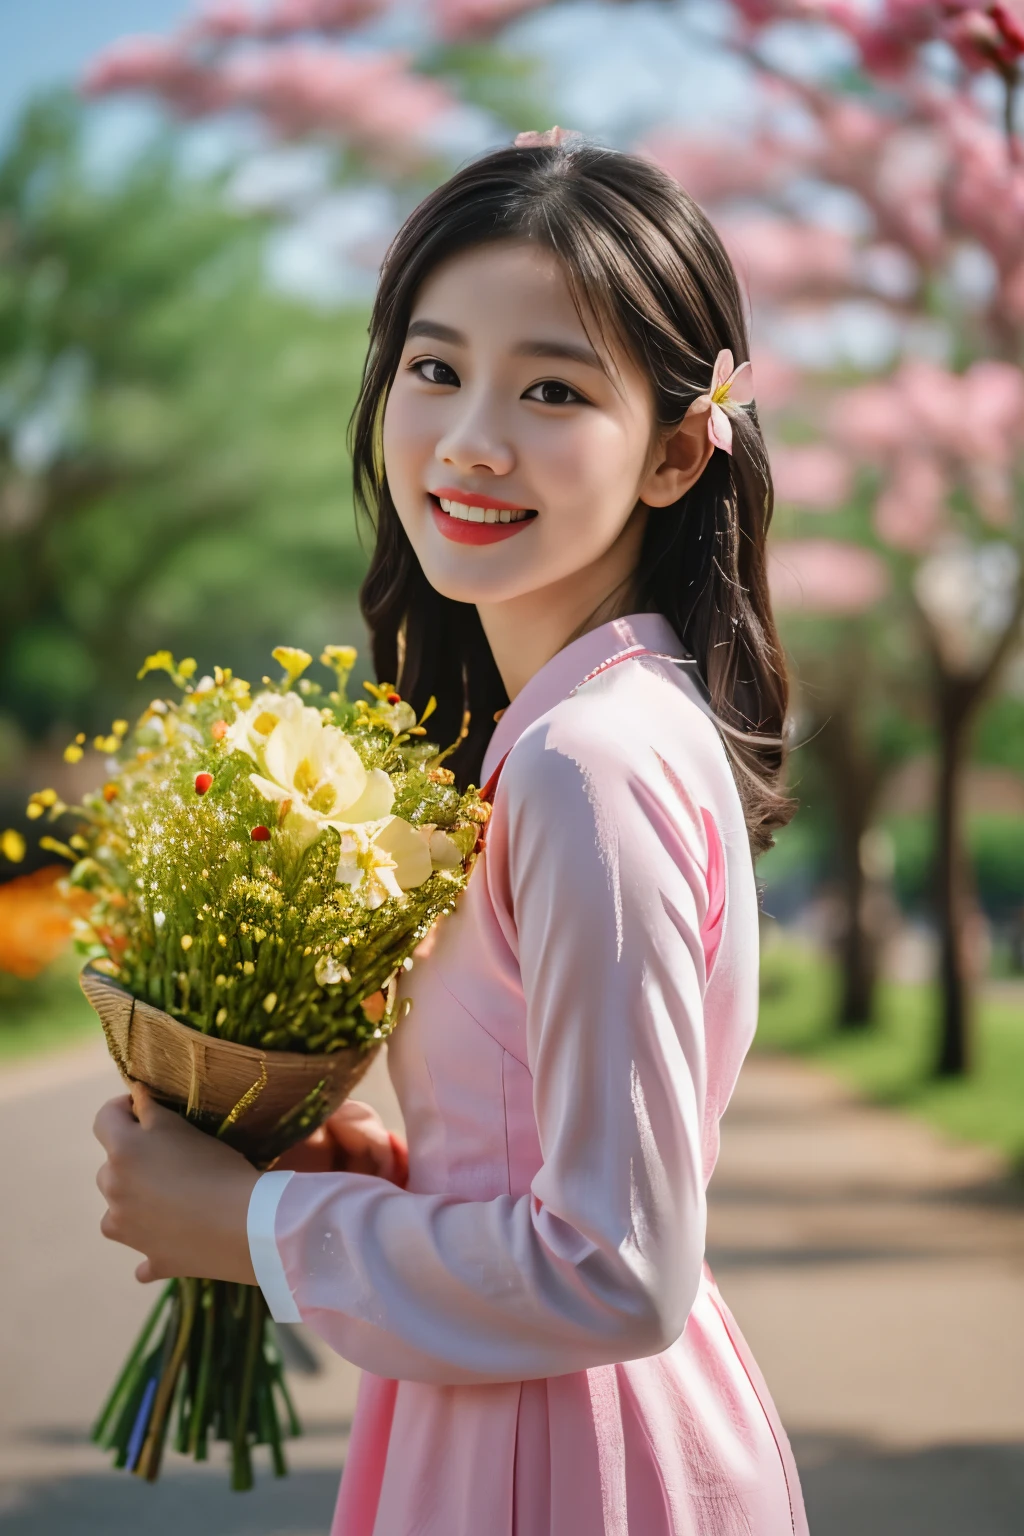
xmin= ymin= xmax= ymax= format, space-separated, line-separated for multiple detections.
xmin=93 ymin=1084 xmax=259 ymax=1286
xmin=276 ymin=1099 xmax=400 ymax=1180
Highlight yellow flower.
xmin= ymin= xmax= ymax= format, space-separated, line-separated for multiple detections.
xmin=272 ymin=646 xmax=313 ymax=685
xmin=1 ymin=829 xmax=25 ymax=863
xmin=320 ymin=645 xmax=358 ymax=696
xmin=238 ymin=696 xmax=395 ymax=845
xmin=63 ymin=744 xmax=83 ymax=764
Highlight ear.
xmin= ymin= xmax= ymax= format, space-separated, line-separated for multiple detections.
xmin=637 ymin=407 xmax=715 ymax=509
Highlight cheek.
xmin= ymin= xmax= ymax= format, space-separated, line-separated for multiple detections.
xmin=531 ymin=414 xmax=647 ymax=529
xmin=382 ymin=387 xmax=434 ymax=496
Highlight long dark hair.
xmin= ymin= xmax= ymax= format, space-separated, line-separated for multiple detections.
xmin=353 ymin=141 xmax=794 ymax=854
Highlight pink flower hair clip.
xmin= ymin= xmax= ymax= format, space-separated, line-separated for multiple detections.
xmin=514 ymin=126 xmax=579 ymax=149
xmin=686 ymin=349 xmax=755 ymax=456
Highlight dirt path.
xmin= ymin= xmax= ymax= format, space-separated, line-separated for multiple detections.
xmin=1 ymin=1040 xmax=1021 ymax=1533
xmin=709 ymin=1054 xmax=1024 ymax=1534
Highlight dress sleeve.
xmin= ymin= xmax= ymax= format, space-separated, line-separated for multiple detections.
xmin=252 ymin=719 xmax=712 ymax=1385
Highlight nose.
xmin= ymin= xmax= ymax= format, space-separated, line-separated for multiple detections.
xmin=435 ymin=388 xmax=515 ymax=479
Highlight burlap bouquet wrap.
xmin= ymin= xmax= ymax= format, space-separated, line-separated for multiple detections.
xmin=80 ymin=965 xmax=380 ymax=1164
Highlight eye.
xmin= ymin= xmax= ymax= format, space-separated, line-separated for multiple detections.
xmin=523 ymin=379 xmax=585 ymax=406
xmin=412 ymin=357 xmax=460 ymax=387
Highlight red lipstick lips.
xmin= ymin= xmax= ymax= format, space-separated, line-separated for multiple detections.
xmin=429 ymin=489 xmax=537 ymax=546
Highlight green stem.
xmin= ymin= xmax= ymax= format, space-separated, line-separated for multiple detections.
xmin=231 ymin=1288 xmax=264 ymax=1492
xmin=137 ymin=1278 xmax=197 ymax=1482
xmin=188 ymin=1280 xmax=217 ymax=1460
xmin=92 ymin=1280 xmax=175 ymax=1446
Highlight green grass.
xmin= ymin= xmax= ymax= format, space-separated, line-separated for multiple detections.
xmin=758 ymin=939 xmax=1024 ymax=1165
xmin=0 ymin=958 xmax=98 ymax=1063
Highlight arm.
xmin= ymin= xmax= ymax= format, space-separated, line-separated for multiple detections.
xmin=254 ymin=722 xmax=712 ymax=1384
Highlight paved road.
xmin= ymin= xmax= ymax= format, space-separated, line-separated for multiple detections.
xmin=1 ymin=1037 xmax=1022 ymax=1534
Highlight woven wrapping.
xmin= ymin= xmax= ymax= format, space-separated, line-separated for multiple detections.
xmin=80 ymin=965 xmax=379 ymax=1161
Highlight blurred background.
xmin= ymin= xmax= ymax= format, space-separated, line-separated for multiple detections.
xmin=0 ymin=1 xmax=1022 ymax=1532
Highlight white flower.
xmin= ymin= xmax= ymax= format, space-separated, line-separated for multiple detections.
xmin=224 ymin=690 xmax=305 ymax=761
xmin=231 ymin=691 xmax=394 ymax=843
xmin=376 ymin=699 xmax=418 ymax=735
xmin=420 ymin=824 xmax=464 ymax=869
xmin=335 ymin=816 xmax=433 ymax=909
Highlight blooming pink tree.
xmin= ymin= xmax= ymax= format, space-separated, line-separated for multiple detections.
xmin=84 ymin=0 xmax=1024 ymax=1073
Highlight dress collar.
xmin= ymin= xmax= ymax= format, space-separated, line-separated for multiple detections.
xmin=480 ymin=612 xmax=684 ymax=783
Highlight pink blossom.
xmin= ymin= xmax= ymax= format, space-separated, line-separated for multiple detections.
xmin=992 ymin=1 xmax=1024 ymax=57
xmin=750 ymin=350 xmax=801 ymax=412
xmin=721 ymin=216 xmax=856 ymax=300
xmin=771 ymin=445 xmax=853 ymax=509
xmin=687 ymin=350 xmax=755 ymax=456
xmin=433 ymin=0 xmax=549 ymax=41
xmin=514 ymin=126 xmax=579 ymax=149
xmin=82 ymin=36 xmax=229 ymax=116
xmin=942 ymin=8 xmax=1005 ymax=70
xmin=896 ymin=358 xmax=966 ymax=444
xmin=874 ymin=452 xmax=948 ymax=550
xmin=962 ymin=360 xmax=1024 ymax=454
xmin=769 ymin=539 xmax=891 ymax=614
xmin=191 ymin=1 xmax=257 ymax=39
xmin=641 ymin=133 xmax=787 ymax=205
xmin=260 ymin=0 xmax=390 ymax=34
xmin=829 ymin=381 xmax=905 ymax=457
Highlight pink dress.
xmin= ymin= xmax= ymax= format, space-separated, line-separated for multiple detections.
xmin=247 ymin=613 xmax=808 ymax=1536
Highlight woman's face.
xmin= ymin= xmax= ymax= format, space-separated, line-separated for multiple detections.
xmin=383 ymin=240 xmax=681 ymax=610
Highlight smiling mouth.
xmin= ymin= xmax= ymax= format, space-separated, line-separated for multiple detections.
xmin=428 ymin=492 xmax=538 ymax=545
xmin=436 ymin=495 xmax=536 ymax=525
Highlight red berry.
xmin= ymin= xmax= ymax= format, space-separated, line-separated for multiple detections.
xmin=194 ymin=772 xmax=214 ymax=795
xmin=250 ymin=825 xmax=271 ymax=842
xmin=387 ymin=691 xmax=401 ymax=704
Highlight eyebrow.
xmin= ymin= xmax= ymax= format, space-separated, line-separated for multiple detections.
xmin=406 ymin=319 xmax=465 ymax=346
xmin=405 ymin=319 xmax=604 ymax=371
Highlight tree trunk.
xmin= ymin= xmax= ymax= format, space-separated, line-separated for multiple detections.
xmin=837 ymin=848 xmax=876 ymax=1026
xmin=934 ymin=679 xmax=973 ymax=1077
xmin=816 ymin=700 xmax=882 ymax=1029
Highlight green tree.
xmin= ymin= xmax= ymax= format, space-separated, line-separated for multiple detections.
xmin=0 ymin=93 xmax=370 ymax=753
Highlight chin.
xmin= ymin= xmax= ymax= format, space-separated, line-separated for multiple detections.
xmin=418 ymin=561 xmax=529 ymax=606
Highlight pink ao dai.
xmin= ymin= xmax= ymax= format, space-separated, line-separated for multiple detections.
xmin=247 ymin=613 xmax=809 ymax=1536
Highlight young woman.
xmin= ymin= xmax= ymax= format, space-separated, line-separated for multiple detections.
xmin=94 ymin=133 xmax=808 ymax=1536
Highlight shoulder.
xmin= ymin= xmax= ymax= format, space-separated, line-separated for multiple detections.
xmin=499 ymin=656 xmax=729 ymax=856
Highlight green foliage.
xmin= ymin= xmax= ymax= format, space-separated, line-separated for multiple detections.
xmin=758 ymin=937 xmax=1024 ymax=1162
xmin=885 ymin=811 xmax=1024 ymax=917
xmin=0 ymin=956 xmax=95 ymax=1060
xmin=974 ymin=692 xmax=1024 ymax=772
xmin=0 ymin=92 xmax=371 ymax=747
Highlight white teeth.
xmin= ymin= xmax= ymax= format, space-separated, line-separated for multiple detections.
xmin=436 ymin=495 xmax=533 ymax=524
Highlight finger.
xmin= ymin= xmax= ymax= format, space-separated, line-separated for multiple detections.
xmin=130 ymin=1082 xmax=161 ymax=1129
xmin=92 ymin=1095 xmax=138 ymax=1151
xmin=135 ymin=1257 xmax=161 ymax=1284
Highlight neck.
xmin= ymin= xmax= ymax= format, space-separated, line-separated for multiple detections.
xmin=476 ymin=509 xmax=647 ymax=701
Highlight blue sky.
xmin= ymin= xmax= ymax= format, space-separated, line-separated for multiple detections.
xmin=0 ymin=1 xmax=194 ymax=140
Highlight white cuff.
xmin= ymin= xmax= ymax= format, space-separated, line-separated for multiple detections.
xmin=247 ymin=1170 xmax=302 ymax=1323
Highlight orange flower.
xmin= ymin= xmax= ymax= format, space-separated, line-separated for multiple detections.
xmin=0 ymin=866 xmax=94 ymax=980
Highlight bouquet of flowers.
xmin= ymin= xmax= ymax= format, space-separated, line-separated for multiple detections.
xmin=30 ymin=643 xmax=487 ymax=1489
